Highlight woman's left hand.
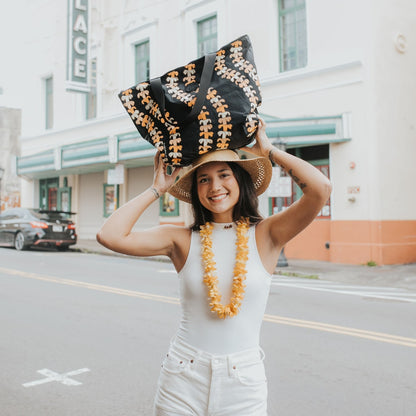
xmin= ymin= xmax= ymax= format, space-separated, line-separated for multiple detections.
xmin=241 ymin=118 xmax=273 ymax=158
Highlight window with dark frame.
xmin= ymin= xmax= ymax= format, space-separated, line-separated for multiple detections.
xmin=197 ymin=15 xmax=217 ymax=57
xmin=270 ymin=145 xmax=331 ymax=219
xmin=39 ymin=178 xmax=59 ymax=210
xmin=159 ymin=193 xmax=179 ymax=217
xmin=278 ymin=0 xmax=307 ymax=72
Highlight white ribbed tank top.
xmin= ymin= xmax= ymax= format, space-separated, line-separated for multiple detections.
xmin=176 ymin=222 xmax=272 ymax=355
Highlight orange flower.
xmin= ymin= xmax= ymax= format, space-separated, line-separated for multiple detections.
xmin=200 ymin=218 xmax=249 ymax=319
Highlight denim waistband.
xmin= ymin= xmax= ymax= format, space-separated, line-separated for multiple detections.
xmin=169 ymin=336 xmax=265 ymax=370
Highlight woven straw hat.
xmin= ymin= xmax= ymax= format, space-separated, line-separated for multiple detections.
xmin=168 ymin=149 xmax=272 ymax=204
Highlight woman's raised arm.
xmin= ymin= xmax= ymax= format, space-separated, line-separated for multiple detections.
xmin=244 ymin=119 xmax=332 ymax=249
xmin=96 ymin=152 xmax=183 ymax=259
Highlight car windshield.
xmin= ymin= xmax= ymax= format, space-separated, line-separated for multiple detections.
xmin=30 ymin=209 xmax=74 ymax=221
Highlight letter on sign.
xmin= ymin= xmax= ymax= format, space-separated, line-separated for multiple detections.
xmin=67 ymin=0 xmax=89 ymax=92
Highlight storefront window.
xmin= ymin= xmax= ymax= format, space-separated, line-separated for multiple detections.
xmin=58 ymin=187 xmax=72 ymax=212
xmin=103 ymin=184 xmax=119 ymax=217
xmin=160 ymin=193 xmax=179 ymax=216
xmin=39 ymin=178 xmax=59 ymax=210
xmin=270 ymin=144 xmax=331 ymax=218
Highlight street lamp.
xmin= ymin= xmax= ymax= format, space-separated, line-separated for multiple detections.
xmin=0 ymin=167 xmax=4 ymax=213
xmin=273 ymin=139 xmax=289 ymax=267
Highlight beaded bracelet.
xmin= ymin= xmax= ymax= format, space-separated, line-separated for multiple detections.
xmin=268 ymin=148 xmax=275 ymax=163
xmin=150 ymin=187 xmax=160 ymax=199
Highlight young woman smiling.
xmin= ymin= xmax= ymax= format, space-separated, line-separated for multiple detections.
xmin=97 ymin=119 xmax=331 ymax=415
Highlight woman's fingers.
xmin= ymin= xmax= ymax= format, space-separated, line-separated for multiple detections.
xmin=170 ymin=166 xmax=183 ymax=181
xmin=154 ymin=151 xmax=160 ymax=170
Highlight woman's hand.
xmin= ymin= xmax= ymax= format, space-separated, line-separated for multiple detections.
xmin=242 ymin=118 xmax=273 ymax=158
xmin=152 ymin=151 xmax=182 ymax=195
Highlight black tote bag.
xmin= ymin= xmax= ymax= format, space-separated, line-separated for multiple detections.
xmin=118 ymin=34 xmax=262 ymax=166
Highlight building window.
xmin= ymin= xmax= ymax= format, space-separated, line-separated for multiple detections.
xmin=103 ymin=184 xmax=119 ymax=217
xmin=45 ymin=76 xmax=53 ymax=129
xmin=39 ymin=178 xmax=59 ymax=210
xmin=270 ymin=145 xmax=330 ymax=218
xmin=135 ymin=40 xmax=150 ymax=83
xmin=197 ymin=15 xmax=217 ymax=57
xmin=278 ymin=0 xmax=307 ymax=72
xmin=86 ymin=58 xmax=97 ymax=120
xmin=58 ymin=187 xmax=72 ymax=212
xmin=160 ymin=193 xmax=179 ymax=217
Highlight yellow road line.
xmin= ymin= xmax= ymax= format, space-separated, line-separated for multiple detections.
xmin=2 ymin=266 xmax=416 ymax=348
xmin=263 ymin=315 xmax=416 ymax=348
xmin=0 ymin=266 xmax=179 ymax=305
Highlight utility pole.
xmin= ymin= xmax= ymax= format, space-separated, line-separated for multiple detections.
xmin=0 ymin=167 xmax=4 ymax=212
xmin=269 ymin=140 xmax=289 ymax=267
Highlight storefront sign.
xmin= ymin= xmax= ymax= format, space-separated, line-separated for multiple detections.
xmin=347 ymin=186 xmax=360 ymax=194
xmin=107 ymin=164 xmax=125 ymax=185
xmin=268 ymin=167 xmax=292 ymax=197
xmin=66 ymin=0 xmax=89 ymax=92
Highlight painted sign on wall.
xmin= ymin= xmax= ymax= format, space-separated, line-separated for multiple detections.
xmin=66 ymin=0 xmax=89 ymax=92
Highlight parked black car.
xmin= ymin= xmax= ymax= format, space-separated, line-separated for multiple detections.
xmin=0 ymin=208 xmax=77 ymax=251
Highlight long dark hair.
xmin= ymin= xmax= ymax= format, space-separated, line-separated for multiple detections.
xmin=190 ymin=162 xmax=263 ymax=231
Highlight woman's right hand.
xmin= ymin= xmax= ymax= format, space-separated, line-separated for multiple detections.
xmin=152 ymin=151 xmax=182 ymax=195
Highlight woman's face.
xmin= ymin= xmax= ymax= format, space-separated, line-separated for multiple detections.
xmin=196 ymin=161 xmax=240 ymax=223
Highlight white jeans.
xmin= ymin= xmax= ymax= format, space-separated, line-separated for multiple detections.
xmin=153 ymin=337 xmax=268 ymax=415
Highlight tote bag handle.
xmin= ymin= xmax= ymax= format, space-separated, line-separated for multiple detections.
xmin=150 ymin=52 xmax=217 ymax=125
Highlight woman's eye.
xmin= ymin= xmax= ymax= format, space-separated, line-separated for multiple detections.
xmin=199 ymin=178 xmax=208 ymax=184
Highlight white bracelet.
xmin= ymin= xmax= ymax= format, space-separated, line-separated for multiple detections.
xmin=150 ymin=187 xmax=160 ymax=199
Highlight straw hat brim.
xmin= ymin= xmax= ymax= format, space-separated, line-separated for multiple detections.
xmin=168 ymin=149 xmax=272 ymax=204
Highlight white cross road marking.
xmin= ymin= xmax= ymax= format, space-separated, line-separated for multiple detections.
xmin=272 ymin=276 xmax=416 ymax=303
xmin=22 ymin=368 xmax=90 ymax=387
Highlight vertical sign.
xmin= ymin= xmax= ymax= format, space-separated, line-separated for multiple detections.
xmin=66 ymin=0 xmax=89 ymax=92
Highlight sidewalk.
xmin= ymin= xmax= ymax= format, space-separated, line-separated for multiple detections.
xmin=72 ymin=239 xmax=416 ymax=291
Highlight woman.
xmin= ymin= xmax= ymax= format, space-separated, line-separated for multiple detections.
xmin=97 ymin=119 xmax=331 ymax=415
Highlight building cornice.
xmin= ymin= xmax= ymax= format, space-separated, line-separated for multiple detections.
xmin=20 ymin=112 xmax=127 ymax=143
xmin=260 ymin=60 xmax=363 ymax=87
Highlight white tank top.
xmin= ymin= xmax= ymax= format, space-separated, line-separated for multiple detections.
xmin=176 ymin=222 xmax=272 ymax=355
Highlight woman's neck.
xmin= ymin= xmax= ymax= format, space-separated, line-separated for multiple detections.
xmin=211 ymin=213 xmax=234 ymax=223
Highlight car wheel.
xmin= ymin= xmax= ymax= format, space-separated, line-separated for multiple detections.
xmin=14 ymin=232 xmax=27 ymax=251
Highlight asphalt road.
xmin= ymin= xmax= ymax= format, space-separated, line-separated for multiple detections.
xmin=0 ymin=248 xmax=415 ymax=416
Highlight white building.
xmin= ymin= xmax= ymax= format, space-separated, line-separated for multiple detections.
xmin=4 ymin=0 xmax=416 ymax=265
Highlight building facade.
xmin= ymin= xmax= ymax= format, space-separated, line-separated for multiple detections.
xmin=0 ymin=107 xmax=21 ymax=212
xmin=6 ymin=0 xmax=416 ymax=265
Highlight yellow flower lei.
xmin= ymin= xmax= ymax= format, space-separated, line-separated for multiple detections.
xmin=200 ymin=218 xmax=249 ymax=319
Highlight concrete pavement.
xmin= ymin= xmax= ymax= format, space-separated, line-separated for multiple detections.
xmin=71 ymin=238 xmax=416 ymax=291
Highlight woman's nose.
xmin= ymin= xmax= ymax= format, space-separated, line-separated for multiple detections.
xmin=210 ymin=177 xmax=221 ymax=191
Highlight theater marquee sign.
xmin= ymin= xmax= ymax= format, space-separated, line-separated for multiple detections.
xmin=66 ymin=0 xmax=89 ymax=92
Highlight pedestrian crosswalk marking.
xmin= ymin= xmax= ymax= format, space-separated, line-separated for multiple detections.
xmin=22 ymin=368 xmax=90 ymax=387
xmin=271 ymin=276 xmax=416 ymax=303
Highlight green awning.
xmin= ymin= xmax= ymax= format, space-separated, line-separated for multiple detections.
xmin=17 ymin=113 xmax=351 ymax=178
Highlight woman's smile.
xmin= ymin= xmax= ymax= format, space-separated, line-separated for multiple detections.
xmin=209 ymin=193 xmax=228 ymax=202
